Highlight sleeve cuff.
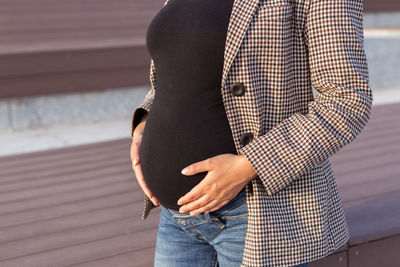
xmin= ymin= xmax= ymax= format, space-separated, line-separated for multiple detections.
xmin=240 ymin=140 xmax=274 ymax=196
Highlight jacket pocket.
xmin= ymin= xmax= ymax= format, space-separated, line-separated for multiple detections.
xmin=257 ymin=1 xmax=294 ymax=22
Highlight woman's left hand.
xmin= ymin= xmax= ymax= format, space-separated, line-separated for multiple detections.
xmin=177 ymin=153 xmax=257 ymax=215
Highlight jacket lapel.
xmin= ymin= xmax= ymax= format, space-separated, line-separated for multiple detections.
xmin=220 ymin=0 xmax=260 ymax=89
xmin=162 ymin=0 xmax=260 ymax=89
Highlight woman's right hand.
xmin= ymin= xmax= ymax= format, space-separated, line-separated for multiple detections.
xmin=130 ymin=115 xmax=160 ymax=206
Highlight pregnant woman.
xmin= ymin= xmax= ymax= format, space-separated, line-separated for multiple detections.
xmin=132 ymin=0 xmax=262 ymax=265
xmin=130 ymin=0 xmax=372 ymax=266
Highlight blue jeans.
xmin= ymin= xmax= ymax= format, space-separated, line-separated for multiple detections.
xmin=154 ymin=189 xmax=310 ymax=267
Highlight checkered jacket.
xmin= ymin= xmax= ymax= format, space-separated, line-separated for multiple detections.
xmin=130 ymin=0 xmax=373 ymax=266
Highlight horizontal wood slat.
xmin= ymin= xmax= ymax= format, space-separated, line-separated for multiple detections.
xmin=364 ymin=0 xmax=400 ymax=12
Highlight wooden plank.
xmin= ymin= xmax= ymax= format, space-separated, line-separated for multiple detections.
xmin=0 ymin=202 xmax=155 ymax=245
xmin=328 ymin=104 xmax=400 ymax=206
xmin=331 ymin=135 xmax=400 ymax=165
xmin=0 ymin=215 xmax=159 ymax=261
xmin=348 ymin=235 xmax=400 ymax=267
xmin=335 ymin=159 xmax=399 ymax=186
xmin=0 ymin=226 xmax=159 ymax=267
xmin=0 ymin=46 xmax=149 ymax=77
xmin=339 ymin=175 xmax=400 ymax=205
xmin=310 ymin=251 xmax=347 ymax=267
xmin=371 ymin=102 xmax=400 ymax=114
xmin=333 ymin=148 xmax=400 ymax=178
xmin=0 ymin=181 xmax=138 ymax=216
xmin=0 ymin=65 xmax=150 ymax=98
xmin=0 ymin=148 xmax=130 ymax=182
xmin=0 ymin=139 xmax=126 ymax=163
xmin=72 ymin=247 xmax=155 ymax=267
xmin=0 ymin=167 xmax=134 ymax=195
xmin=364 ymin=0 xmax=400 ymax=12
xmin=344 ymin=192 xmax=400 ymax=246
xmin=0 ymin=173 xmax=132 ymax=206
xmin=0 ymin=190 xmax=141 ymax=232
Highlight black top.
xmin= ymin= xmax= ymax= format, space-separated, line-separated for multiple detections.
xmin=139 ymin=0 xmax=237 ymax=211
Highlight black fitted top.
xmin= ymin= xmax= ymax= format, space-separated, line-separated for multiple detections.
xmin=139 ymin=0 xmax=238 ymax=211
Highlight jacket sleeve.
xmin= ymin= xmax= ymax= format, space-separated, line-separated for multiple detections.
xmin=130 ymin=59 xmax=157 ymax=139
xmin=239 ymin=0 xmax=373 ymax=196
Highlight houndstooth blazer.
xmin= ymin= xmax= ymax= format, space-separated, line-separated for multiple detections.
xmin=130 ymin=0 xmax=373 ymax=266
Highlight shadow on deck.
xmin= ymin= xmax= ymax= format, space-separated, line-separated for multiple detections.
xmin=0 ymin=102 xmax=399 ymax=267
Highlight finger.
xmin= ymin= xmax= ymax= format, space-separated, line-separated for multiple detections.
xmin=177 ymin=182 xmax=206 ymax=205
xmin=134 ymin=164 xmax=160 ymax=206
xmin=181 ymin=157 xmax=213 ymax=176
xmin=179 ymin=193 xmax=211 ymax=214
xmin=190 ymin=199 xmax=223 ymax=215
xmin=130 ymin=139 xmax=141 ymax=166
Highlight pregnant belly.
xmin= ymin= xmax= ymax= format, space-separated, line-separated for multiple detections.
xmin=138 ymin=115 xmax=237 ymax=211
xmin=139 ymin=121 xmax=210 ymax=211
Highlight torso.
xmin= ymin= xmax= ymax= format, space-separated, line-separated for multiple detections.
xmin=140 ymin=0 xmax=237 ymax=211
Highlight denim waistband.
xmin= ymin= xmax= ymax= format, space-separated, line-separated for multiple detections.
xmin=167 ymin=188 xmax=246 ymax=215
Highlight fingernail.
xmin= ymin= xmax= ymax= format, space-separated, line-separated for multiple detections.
xmin=181 ymin=168 xmax=188 ymax=174
xmin=133 ymin=158 xmax=138 ymax=165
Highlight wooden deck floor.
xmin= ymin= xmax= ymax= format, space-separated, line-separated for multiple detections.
xmin=0 ymin=102 xmax=399 ymax=267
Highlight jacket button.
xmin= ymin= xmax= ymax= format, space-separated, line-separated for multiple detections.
xmin=240 ymin=132 xmax=253 ymax=147
xmin=229 ymin=82 xmax=245 ymax=96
